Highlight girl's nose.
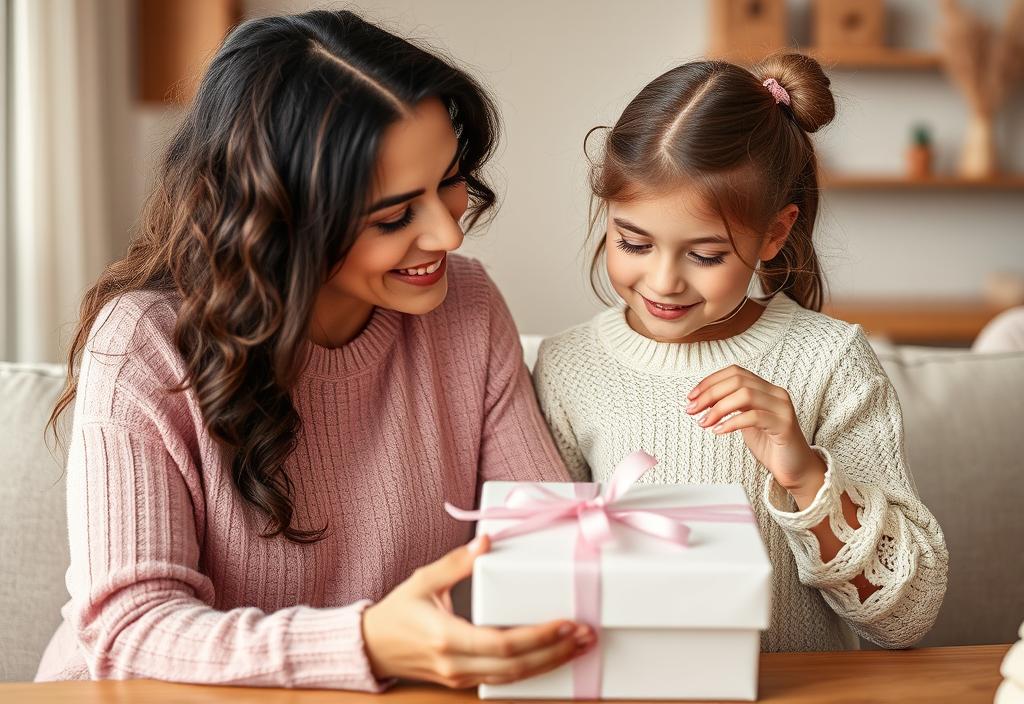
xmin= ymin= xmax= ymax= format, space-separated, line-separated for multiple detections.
xmin=648 ymin=255 xmax=686 ymax=297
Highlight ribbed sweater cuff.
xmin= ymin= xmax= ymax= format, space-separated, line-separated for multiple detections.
xmin=762 ymin=446 xmax=844 ymax=531
xmin=285 ymin=599 xmax=392 ymax=691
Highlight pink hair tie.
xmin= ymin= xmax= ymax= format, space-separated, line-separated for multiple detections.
xmin=763 ymin=78 xmax=791 ymax=107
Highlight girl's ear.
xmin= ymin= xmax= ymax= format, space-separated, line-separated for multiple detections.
xmin=759 ymin=204 xmax=799 ymax=261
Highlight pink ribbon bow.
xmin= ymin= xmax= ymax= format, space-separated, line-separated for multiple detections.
xmin=445 ymin=451 xmax=754 ymax=699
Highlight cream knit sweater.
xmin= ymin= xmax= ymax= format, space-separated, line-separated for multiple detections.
xmin=532 ymin=294 xmax=948 ymax=652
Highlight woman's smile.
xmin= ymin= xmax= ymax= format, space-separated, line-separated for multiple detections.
xmin=388 ymin=254 xmax=447 ymax=286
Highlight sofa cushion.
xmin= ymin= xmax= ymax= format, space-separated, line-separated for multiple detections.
xmin=0 ymin=364 xmax=70 ymax=681
xmin=872 ymin=345 xmax=1024 ymax=647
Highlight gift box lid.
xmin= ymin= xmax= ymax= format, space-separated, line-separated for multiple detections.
xmin=471 ymin=481 xmax=773 ymax=630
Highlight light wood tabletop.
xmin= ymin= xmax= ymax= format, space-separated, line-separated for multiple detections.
xmin=2 ymin=644 xmax=1010 ymax=703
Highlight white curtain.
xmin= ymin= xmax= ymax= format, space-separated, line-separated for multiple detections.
xmin=2 ymin=0 xmax=110 ymax=362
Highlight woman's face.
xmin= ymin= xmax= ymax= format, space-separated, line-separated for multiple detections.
xmin=604 ymin=186 xmax=794 ymax=343
xmin=316 ymin=97 xmax=468 ymax=341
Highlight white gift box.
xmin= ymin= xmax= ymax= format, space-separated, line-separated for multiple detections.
xmin=471 ymin=480 xmax=773 ymax=701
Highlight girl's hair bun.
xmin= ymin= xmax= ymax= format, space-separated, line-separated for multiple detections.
xmin=753 ymin=53 xmax=835 ymax=133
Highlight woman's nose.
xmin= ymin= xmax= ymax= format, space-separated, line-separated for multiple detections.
xmin=417 ymin=199 xmax=464 ymax=253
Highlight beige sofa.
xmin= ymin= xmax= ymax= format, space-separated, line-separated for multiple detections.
xmin=2 ymin=344 xmax=1023 ymax=681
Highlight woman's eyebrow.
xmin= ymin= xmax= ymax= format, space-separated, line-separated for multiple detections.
xmin=366 ymin=147 xmax=462 ymax=214
xmin=613 ymin=217 xmax=727 ymax=245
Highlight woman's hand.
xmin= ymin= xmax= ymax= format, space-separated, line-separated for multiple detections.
xmin=686 ymin=364 xmax=826 ymax=505
xmin=362 ymin=535 xmax=595 ymax=689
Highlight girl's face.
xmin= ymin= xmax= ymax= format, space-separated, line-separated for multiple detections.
xmin=605 ymin=186 xmax=795 ymax=343
xmin=314 ymin=98 xmax=468 ymax=343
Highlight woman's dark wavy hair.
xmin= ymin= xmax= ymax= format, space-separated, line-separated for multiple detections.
xmin=586 ymin=54 xmax=835 ymax=311
xmin=48 ymin=10 xmax=500 ymax=542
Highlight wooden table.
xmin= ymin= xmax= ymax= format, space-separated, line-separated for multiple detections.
xmin=2 ymin=644 xmax=1009 ymax=703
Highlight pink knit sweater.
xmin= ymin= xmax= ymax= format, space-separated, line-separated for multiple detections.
xmin=35 ymin=255 xmax=568 ymax=689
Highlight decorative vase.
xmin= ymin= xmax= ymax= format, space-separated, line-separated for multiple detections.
xmin=960 ymin=112 xmax=997 ymax=179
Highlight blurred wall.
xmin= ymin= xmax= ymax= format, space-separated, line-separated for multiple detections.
xmin=105 ymin=0 xmax=1024 ymax=335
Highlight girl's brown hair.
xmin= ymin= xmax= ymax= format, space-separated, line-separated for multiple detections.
xmin=586 ymin=53 xmax=835 ymax=311
xmin=47 ymin=10 xmax=500 ymax=543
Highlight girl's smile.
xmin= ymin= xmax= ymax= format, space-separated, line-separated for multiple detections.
xmin=637 ymin=292 xmax=700 ymax=320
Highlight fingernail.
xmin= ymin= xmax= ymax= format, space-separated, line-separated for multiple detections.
xmin=712 ymin=424 xmax=726 ymax=434
xmin=687 ymin=388 xmax=699 ymax=399
xmin=468 ymin=536 xmax=483 ymax=553
xmin=558 ymin=623 xmax=574 ymax=637
xmin=699 ymin=414 xmax=711 ymax=427
xmin=685 ymin=400 xmax=697 ymax=413
xmin=574 ymin=626 xmax=594 ymax=645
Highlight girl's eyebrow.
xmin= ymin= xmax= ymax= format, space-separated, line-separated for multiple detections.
xmin=613 ymin=217 xmax=728 ymax=245
xmin=365 ymin=147 xmax=461 ymax=214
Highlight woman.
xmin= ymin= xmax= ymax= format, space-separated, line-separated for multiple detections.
xmin=36 ymin=10 xmax=593 ymax=691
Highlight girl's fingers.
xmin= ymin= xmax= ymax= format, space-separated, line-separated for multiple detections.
xmin=687 ymin=364 xmax=755 ymax=400
xmin=696 ymin=388 xmax=788 ymax=429
xmin=687 ymin=370 xmax=778 ymax=414
xmin=709 ymin=409 xmax=780 ymax=435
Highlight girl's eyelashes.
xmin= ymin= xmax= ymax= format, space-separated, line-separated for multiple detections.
xmin=375 ymin=174 xmax=466 ymax=234
xmin=690 ymin=252 xmax=727 ymax=267
xmin=615 ymin=238 xmax=727 ymax=267
xmin=615 ymin=238 xmax=651 ymax=254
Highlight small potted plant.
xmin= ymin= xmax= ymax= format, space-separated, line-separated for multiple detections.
xmin=907 ymin=124 xmax=933 ymax=180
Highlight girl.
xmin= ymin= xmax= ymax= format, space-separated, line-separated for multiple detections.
xmin=533 ymin=54 xmax=948 ymax=651
xmin=36 ymin=10 xmax=593 ymax=691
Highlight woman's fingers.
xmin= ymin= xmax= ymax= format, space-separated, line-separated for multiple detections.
xmin=433 ymin=592 xmax=454 ymax=613
xmin=442 ymin=615 xmax=588 ymax=658
xmin=364 ymin=536 xmax=593 ymax=687
xmin=440 ymin=625 xmax=591 ymax=688
xmin=412 ymin=534 xmax=490 ymax=595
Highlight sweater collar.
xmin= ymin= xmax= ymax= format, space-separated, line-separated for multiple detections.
xmin=300 ymin=305 xmax=402 ymax=378
xmin=594 ymin=295 xmax=799 ymax=376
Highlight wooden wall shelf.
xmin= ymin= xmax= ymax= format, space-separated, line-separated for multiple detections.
xmin=806 ymin=48 xmax=942 ymax=71
xmin=710 ymin=48 xmax=943 ymax=71
xmin=821 ymin=174 xmax=1024 ymax=191
xmin=823 ymin=299 xmax=1007 ymax=346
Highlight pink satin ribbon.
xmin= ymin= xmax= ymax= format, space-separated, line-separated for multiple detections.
xmin=444 ymin=451 xmax=754 ymax=699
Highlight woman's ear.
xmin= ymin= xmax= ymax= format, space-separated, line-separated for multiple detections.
xmin=759 ymin=204 xmax=799 ymax=261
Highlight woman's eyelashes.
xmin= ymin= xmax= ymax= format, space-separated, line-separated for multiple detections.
xmin=377 ymin=207 xmax=415 ymax=233
xmin=375 ymin=174 xmax=466 ymax=234
xmin=614 ymin=238 xmax=726 ymax=266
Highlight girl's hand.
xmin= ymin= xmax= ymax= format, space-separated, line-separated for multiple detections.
xmin=686 ymin=365 xmax=826 ymax=504
xmin=362 ymin=535 xmax=595 ymax=689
